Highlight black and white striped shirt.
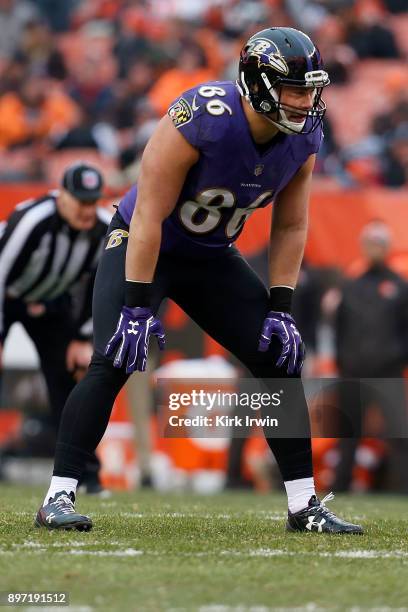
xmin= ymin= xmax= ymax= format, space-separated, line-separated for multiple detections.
xmin=0 ymin=192 xmax=112 ymax=339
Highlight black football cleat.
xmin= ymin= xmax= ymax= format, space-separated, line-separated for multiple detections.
xmin=35 ymin=490 xmax=92 ymax=531
xmin=286 ymin=492 xmax=363 ymax=534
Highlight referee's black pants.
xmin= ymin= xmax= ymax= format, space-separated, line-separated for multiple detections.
xmin=2 ymin=296 xmax=100 ymax=482
xmin=54 ymin=212 xmax=313 ymax=484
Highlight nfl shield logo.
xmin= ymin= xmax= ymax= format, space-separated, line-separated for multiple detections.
xmin=82 ymin=170 xmax=99 ymax=190
xmin=254 ymin=164 xmax=264 ymax=176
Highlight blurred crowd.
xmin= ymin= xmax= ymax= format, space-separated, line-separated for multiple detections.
xmin=0 ymin=0 xmax=407 ymax=189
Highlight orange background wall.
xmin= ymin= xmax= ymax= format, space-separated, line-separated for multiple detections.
xmin=1 ymin=184 xmax=407 ymax=270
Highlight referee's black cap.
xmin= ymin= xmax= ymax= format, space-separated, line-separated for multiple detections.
xmin=62 ymin=162 xmax=103 ymax=202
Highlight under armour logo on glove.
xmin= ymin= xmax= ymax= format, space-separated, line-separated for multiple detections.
xmin=258 ymin=311 xmax=305 ymax=375
xmin=127 ymin=321 xmax=139 ymax=335
xmin=105 ymin=306 xmax=165 ymax=373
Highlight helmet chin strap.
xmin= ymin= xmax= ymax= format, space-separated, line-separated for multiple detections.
xmin=262 ymin=109 xmax=306 ymax=134
xmin=236 ymin=75 xmax=307 ymax=135
xmin=267 ymin=86 xmax=306 ymax=134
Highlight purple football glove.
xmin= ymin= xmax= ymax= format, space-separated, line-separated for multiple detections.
xmin=105 ymin=306 xmax=165 ymax=373
xmin=258 ymin=311 xmax=305 ymax=375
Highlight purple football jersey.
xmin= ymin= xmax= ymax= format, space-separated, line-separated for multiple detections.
xmin=118 ymin=81 xmax=322 ymax=253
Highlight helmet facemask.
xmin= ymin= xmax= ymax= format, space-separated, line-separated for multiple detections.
xmin=238 ymin=68 xmax=329 ymax=135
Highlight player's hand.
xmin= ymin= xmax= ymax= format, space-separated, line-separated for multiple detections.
xmin=66 ymin=340 xmax=93 ymax=381
xmin=258 ymin=311 xmax=305 ymax=375
xmin=105 ymin=306 xmax=165 ymax=373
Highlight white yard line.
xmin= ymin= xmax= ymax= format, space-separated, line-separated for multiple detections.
xmin=11 ymin=540 xmax=122 ymax=549
xmin=4 ymin=538 xmax=408 ymax=561
xmin=116 ymin=512 xmax=286 ymax=520
xmin=3 ymin=544 xmax=408 ymax=561
xmin=65 ymin=548 xmax=143 ymax=557
xmin=228 ymin=549 xmax=408 ymax=560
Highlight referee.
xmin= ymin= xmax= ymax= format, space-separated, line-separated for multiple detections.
xmin=0 ymin=162 xmax=111 ymax=492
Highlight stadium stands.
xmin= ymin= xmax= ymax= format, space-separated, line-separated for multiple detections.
xmin=0 ymin=0 xmax=405 ymax=187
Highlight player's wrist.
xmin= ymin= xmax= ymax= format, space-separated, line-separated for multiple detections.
xmin=125 ymin=280 xmax=152 ymax=308
xmin=269 ymin=286 xmax=294 ymax=313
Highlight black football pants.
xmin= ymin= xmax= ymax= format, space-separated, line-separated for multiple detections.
xmin=2 ymin=296 xmax=100 ymax=481
xmin=54 ymin=212 xmax=313 ymax=483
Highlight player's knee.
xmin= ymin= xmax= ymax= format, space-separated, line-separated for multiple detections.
xmin=89 ymin=351 xmax=129 ymax=385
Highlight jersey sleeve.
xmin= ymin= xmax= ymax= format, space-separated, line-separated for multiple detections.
xmin=167 ymin=83 xmax=232 ymax=151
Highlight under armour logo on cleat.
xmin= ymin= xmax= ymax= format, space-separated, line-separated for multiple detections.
xmin=306 ymin=516 xmax=326 ymax=532
xmin=127 ymin=321 xmax=139 ymax=335
xmin=46 ymin=513 xmax=56 ymax=524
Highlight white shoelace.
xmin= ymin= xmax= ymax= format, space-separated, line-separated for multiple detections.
xmin=317 ymin=492 xmax=336 ymax=518
xmin=51 ymin=494 xmax=75 ymax=515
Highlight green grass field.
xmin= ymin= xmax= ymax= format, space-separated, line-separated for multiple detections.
xmin=0 ymin=485 xmax=407 ymax=611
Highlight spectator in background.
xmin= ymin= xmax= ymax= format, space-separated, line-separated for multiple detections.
xmin=340 ymin=90 xmax=408 ymax=187
xmin=113 ymin=61 xmax=155 ymax=129
xmin=0 ymin=74 xmax=80 ymax=149
xmin=313 ymin=16 xmax=355 ymax=85
xmin=69 ymin=55 xmax=116 ymax=124
xmin=148 ymin=42 xmax=215 ymax=116
xmin=57 ymin=51 xmax=119 ymax=157
xmin=285 ymin=0 xmax=329 ymax=34
xmin=112 ymin=97 xmax=159 ymax=188
xmin=381 ymin=123 xmax=408 ymax=187
xmin=0 ymin=0 xmax=38 ymax=59
xmin=333 ymin=220 xmax=408 ymax=493
xmin=0 ymin=53 xmax=28 ymax=95
xmin=14 ymin=18 xmax=67 ymax=80
xmin=335 ymin=221 xmax=408 ymax=378
xmin=155 ymin=18 xmax=206 ymax=66
xmin=221 ymin=0 xmax=270 ymax=38
xmin=54 ymin=117 xmax=101 ymax=152
xmin=113 ymin=13 xmax=167 ymax=80
xmin=31 ymin=0 xmax=78 ymax=33
xmin=383 ymin=0 xmax=407 ymax=13
xmin=343 ymin=2 xmax=401 ymax=59
xmin=370 ymin=94 xmax=408 ymax=140
xmin=56 ymin=114 xmax=119 ymax=159
xmin=292 ymin=260 xmax=323 ymax=370
xmin=71 ymin=0 xmax=121 ymax=29
xmin=316 ymin=115 xmax=341 ymax=171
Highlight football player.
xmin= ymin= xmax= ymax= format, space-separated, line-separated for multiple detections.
xmin=36 ymin=28 xmax=363 ymax=534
